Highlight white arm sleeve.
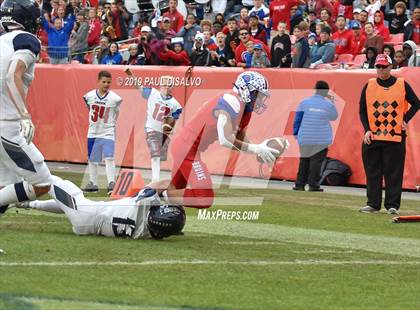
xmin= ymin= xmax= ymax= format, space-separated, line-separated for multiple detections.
xmin=217 ymin=113 xmax=236 ymax=149
xmin=5 ymin=54 xmax=34 ymax=118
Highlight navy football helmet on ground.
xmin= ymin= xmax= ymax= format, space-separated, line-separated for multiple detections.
xmin=147 ymin=205 xmax=186 ymax=239
xmin=0 ymin=0 xmax=40 ymax=33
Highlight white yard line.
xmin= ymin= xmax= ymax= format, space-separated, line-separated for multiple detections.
xmin=187 ymin=219 xmax=420 ymax=258
xmin=0 ymin=260 xmax=419 ymax=267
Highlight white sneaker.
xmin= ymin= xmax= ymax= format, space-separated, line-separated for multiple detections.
xmin=359 ymin=205 xmax=379 ymax=213
xmin=387 ymin=208 xmax=399 ymax=215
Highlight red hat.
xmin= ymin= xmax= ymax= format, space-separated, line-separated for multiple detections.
xmin=375 ymin=54 xmax=392 ymax=66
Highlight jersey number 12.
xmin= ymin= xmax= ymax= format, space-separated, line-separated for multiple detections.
xmin=152 ymin=103 xmax=170 ymax=122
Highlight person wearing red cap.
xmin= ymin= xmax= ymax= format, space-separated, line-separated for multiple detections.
xmin=359 ymin=54 xmax=419 ymax=215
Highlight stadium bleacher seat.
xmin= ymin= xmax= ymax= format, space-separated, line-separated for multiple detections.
xmin=394 ymin=44 xmax=403 ymax=51
xmin=384 ymin=33 xmax=404 ymax=46
xmin=353 ymin=54 xmax=367 ymax=66
xmin=336 ymin=54 xmax=354 ymax=63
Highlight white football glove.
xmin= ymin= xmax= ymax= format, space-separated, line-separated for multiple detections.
xmin=21 ymin=118 xmax=35 ymax=144
xmin=248 ymin=141 xmax=280 ymax=163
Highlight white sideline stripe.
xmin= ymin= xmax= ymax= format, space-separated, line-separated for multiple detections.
xmin=186 ymin=218 xmax=420 ymax=258
xmin=0 ymin=260 xmax=419 ymax=267
xmin=0 ymin=221 xmax=64 ymax=225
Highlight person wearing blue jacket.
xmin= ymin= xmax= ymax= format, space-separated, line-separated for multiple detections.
xmin=309 ymin=27 xmax=336 ymax=68
xmin=42 ymin=13 xmax=75 ymax=64
xmin=100 ymin=42 xmax=123 ymax=65
xmin=293 ymin=81 xmax=338 ymax=191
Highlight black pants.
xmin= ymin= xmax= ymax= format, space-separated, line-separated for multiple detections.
xmin=362 ymin=139 xmax=406 ymax=210
xmin=295 ymin=146 xmax=328 ymax=188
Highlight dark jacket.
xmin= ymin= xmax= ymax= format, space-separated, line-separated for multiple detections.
xmin=211 ymin=46 xmax=235 ymax=67
xmin=270 ymin=33 xmax=291 ymax=67
xmin=404 ymin=19 xmax=418 ymax=42
xmin=292 ymin=37 xmax=310 ymax=68
xmin=190 ymin=47 xmax=211 ymax=66
xmin=293 ymin=94 xmax=338 ymax=145
xmin=225 ymin=30 xmax=240 ymax=56
xmin=385 ymin=12 xmax=408 ymax=34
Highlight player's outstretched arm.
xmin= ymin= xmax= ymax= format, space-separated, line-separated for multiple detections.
xmin=215 ymin=110 xmax=279 ymax=163
xmin=124 ymin=67 xmax=143 ymax=92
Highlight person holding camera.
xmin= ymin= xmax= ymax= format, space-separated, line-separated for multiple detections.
xmin=293 ymin=81 xmax=338 ymax=192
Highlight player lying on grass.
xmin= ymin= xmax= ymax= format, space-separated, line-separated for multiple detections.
xmin=11 ymin=176 xmax=185 ymax=239
xmin=125 ymin=69 xmax=182 ymax=183
xmin=136 ymin=71 xmax=289 ymax=209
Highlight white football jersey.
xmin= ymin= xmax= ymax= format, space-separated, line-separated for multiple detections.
xmin=0 ymin=31 xmax=40 ymax=121
xmin=49 ymin=176 xmax=151 ymax=239
xmin=142 ymin=88 xmax=182 ymax=133
xmin=93 ymin=197 xmax=152 ymax=239
xmin=83 ymin=89 xmax=122 ymax=139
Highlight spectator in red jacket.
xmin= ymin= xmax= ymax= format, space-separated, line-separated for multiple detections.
xmin=88 ymin=8 xmax=101 ymax=48
xmin=269 ymin=0 xmax=299 ymax=34
xmin=373 ymin=10 xmax=390 ymax=41
xmin=235 ymin=28 xmax=270 ymax=64
xmin=158 ymin=37 xmax=190 ymax=66
xmin=163 ymin=0 xmax=184 ymax=33
xmin=332 ymin=15 xmax=354 ymax=55
xmin=349 ymin=21 xmax=366 ymax=55
xmin=249 ymin=12 xmax=267 ymax=45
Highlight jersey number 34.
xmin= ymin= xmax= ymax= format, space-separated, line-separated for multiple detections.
xmin=91 ymin=104 xmax=111 ymax=123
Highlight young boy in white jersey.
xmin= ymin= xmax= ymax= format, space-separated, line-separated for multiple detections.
xmin=83 ymin=71 xmax=122 ymax=195
xmin=125 ymin=69 xmax=182 ymax=183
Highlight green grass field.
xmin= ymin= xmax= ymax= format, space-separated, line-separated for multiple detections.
xmin=1 ymin=171 xmax=420 ymax=310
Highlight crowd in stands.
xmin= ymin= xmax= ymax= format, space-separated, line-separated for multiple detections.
xmin=16 ymin=0 xmax=420 ymax=68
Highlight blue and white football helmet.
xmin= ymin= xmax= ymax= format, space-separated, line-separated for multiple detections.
xmin=233 ymin=71 xmax=270 ymax=114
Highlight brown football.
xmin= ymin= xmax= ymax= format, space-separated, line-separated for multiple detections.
xmin=256 ymin=137 xmax=289 ymax=163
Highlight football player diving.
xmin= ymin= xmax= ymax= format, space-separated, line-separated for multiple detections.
xmin=138 ymin=71 xmax=288 ymax=209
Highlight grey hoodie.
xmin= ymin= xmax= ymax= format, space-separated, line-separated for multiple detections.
xmin=403 ymin=40 xmax=418 ymax=67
